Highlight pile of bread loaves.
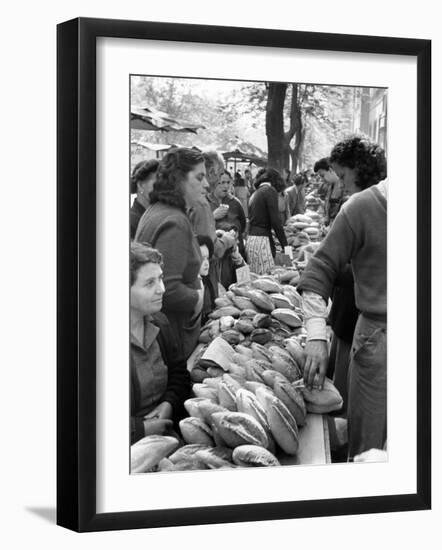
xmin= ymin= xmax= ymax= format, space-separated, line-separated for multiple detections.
xmin=131 ymin=271 xmax=343 ymax=473
xmin=285 ymin=212 xmax=324 ymax=256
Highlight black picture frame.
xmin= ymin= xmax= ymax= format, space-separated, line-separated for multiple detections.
xmin=57 ymin=17 xmax=431 ymax=532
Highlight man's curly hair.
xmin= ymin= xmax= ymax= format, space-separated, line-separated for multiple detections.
xmin=329 ymin=135 xmax=387 ymax=190
xmin=149 ymin=147 xmax=204 ymax=210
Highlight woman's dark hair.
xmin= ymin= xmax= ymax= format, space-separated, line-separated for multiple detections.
xmin=130 ymin=159 xmax=159 ymax=194
xmin=197 ymin=234 xmax=214 ymax=259
xmin=293 ymin=173 xmax=307 ymax=187
xmin=313 ymin=157 xmax=331 ymax=173
xmin=149 ymin=147 xmax=204 ymax=210
xmin=254 ymin=167 xmax=286 ymax=192
xmin=329 ymin=135 xmax=387 ymax=190
xmin=233 ymin=170 xmax=245 ymax=187
xmin=130 ymin=241 xmax=163 ymax=286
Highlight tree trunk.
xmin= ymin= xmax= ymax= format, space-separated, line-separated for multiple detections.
xmin=265 ymin=83 xmax=288 ymax=172
xmin=288 ymin=84 xmax=304 ymax=174
xmin=266 ymin=83 xmax=305 ymax=175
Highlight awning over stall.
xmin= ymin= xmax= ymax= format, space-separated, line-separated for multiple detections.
xmin=131 ymin=105 xmax=205 ymax=134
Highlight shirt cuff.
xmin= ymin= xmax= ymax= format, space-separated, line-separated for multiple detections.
xmin=305 ymin=317 xmax=328 ymax=341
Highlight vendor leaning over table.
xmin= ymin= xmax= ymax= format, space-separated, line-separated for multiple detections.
xmin=130 ymin=242 xmax=191 ymax=444
xmin=297 ymin=136 xmax=387 ymax=459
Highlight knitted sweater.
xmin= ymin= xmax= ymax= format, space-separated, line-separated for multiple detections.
xmin=248 ymin=183 xmax=288 ymax=254
xmin=298 ymin=183 xmax=387 ymax=317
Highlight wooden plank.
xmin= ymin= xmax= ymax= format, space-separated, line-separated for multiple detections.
xmin=278 ymin=413 xmax=329 ymax=466
xmin=323 ymin=415 xmax=332 ymax=464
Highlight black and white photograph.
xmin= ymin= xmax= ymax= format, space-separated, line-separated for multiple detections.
xmin=53 ymin=14 xmax=431 ymax=533
xmin=129 ymin=75 xmax=388 ymax=474
xmin=0 ymin=0 xmax=437 ymax=543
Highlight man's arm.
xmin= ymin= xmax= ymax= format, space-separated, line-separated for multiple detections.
xmin=302 ymin=291 xmax=329 ymax=389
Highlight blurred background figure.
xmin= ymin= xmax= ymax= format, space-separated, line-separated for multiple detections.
xmin=130 ymin=159 xmax=159 ymax=238
xmin=286 ymin=172 xmax=307 ymax=216
xmin=196 ymin=235 xmax=216 ymax=325
xmin=233 ymin=169 xmax=250 ymax=218
xmin=246 ymin=167 xmax=288 ymax=275
xmin=197 ymin=235 xmax=216 ymax=325
xmin=189 ymin=151 xmax=236 ymax=296
xmin=244 ymin=168 xmax=254 ymax=196
xmin=207 ymin=169 xmax=247 ymax=288
xmin=314 ymin=157 xmax=345 ymax=226
xmin=208 ymin=170 xmax=246 ymax=256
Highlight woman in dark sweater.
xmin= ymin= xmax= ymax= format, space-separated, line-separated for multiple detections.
xmin=130 ymin=242 xmax=191 ymax=444
xmin=135 ymin=148 xmax=208 ymax=360
xmin=246 ymin=167 xmax=288 ymax=275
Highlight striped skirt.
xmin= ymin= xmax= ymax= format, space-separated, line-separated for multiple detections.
xmin=245 ymin=235 xmax=275 ymax=275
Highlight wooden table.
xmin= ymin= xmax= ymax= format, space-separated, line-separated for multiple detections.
xmin=279 ymin=413 xmax=331 ymax=465
xmin=187 ymin=345 xmax=331 ymax=466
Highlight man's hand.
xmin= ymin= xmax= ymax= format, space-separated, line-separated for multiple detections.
xmin=303 ymin=340 xmax=328 ymax=390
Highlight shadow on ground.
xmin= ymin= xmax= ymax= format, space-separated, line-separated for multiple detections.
xmin=26 ymin=507 xmax=56 ymax=524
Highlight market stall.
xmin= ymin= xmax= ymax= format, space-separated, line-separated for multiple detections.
xmin=131 ymin=206 xmax=342 ymax=473
xmin=222 ymin=140 xmax=268 ymax=174
xmin=130 ymin=104 xmax=205 ymax=133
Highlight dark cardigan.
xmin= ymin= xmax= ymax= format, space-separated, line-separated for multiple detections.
xmin=130 ymin=312 xmax=191 ymax=444
xmin=248 ymin=184 xmax=288 ymax=256
xmin=130 ymin=198 xmax=145 ymax=239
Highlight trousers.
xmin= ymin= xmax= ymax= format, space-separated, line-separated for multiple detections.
xmin=347 ymin=314 xmax=387 ymax=459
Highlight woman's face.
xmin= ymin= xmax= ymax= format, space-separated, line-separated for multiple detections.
xmin=199 ymin=245 xmax=210 ymax=277
xmin=130 ymin=262 xmax=165 ymax=317
xmin=215 ymin=173 xmax=231 ymax=199
xmin=182 ymin=162 xmax=208 ymax=206
xmin=137 ymin=173 xmax=156 ymax=199
xmin=331 ymin=162 xmax=360 ymax=195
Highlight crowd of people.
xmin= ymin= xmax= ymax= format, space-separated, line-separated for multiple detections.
xmin=129 ymin=135 xmax=387 ymax=462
